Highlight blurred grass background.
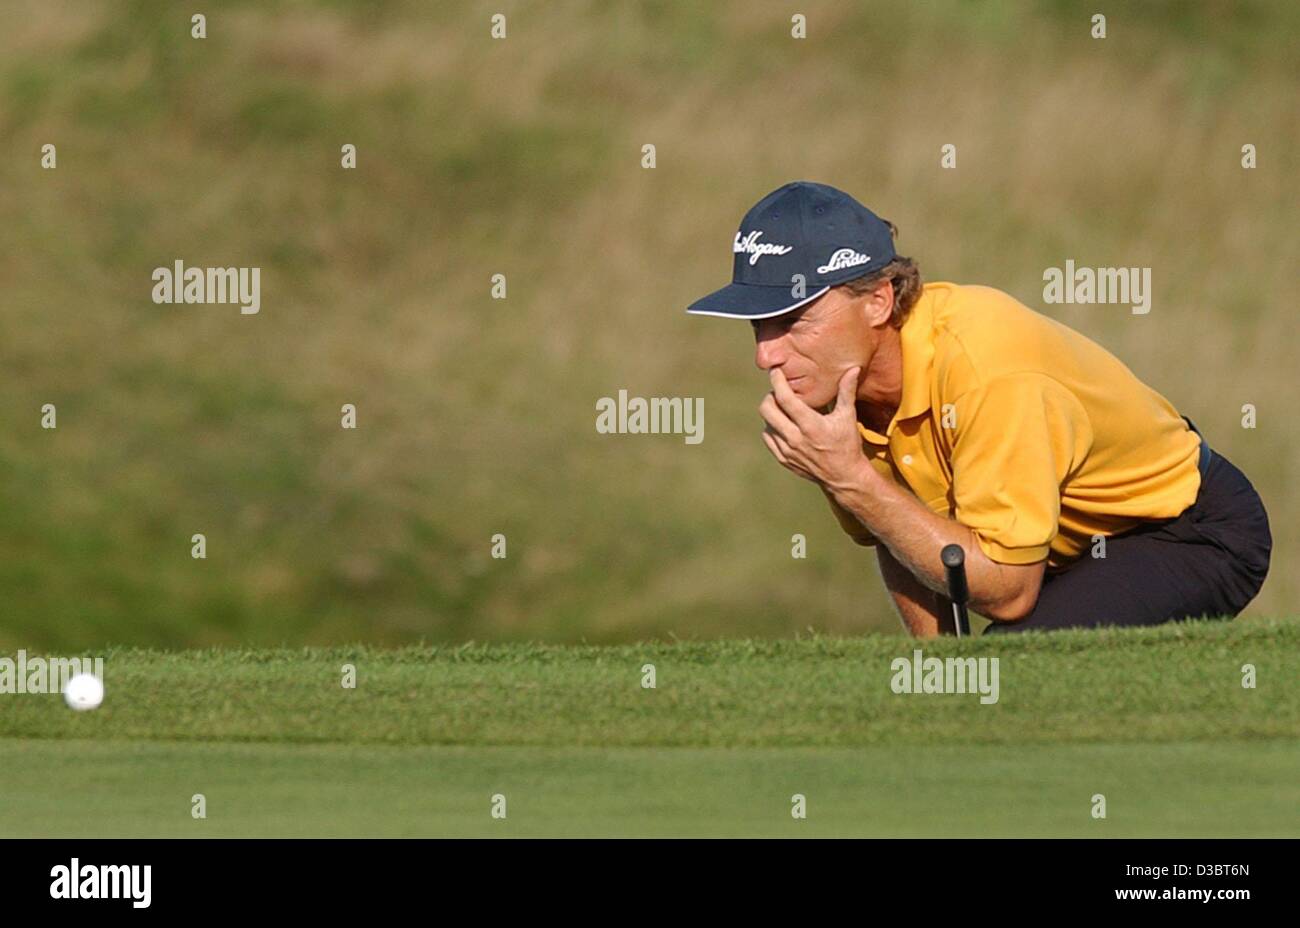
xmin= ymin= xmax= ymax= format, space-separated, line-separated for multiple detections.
xmin=0 ymin=0 xmax=1295 ymax=649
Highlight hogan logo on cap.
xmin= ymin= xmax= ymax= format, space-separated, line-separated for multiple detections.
xmin=733 ymin=230 xmax=794 ymax=265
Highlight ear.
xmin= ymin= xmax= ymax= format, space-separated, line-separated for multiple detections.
xmin=861 ymin=280 xmax=895 ymax=327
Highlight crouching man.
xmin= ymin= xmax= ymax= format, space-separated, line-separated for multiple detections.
xmin=687 ymin=181 xmax=1270 ymax=636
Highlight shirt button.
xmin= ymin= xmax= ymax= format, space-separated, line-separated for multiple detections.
xmin=902 ymin=454 xmax=914 ymax=465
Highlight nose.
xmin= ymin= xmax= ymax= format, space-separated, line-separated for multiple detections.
xmin=754 ymin=326 xmax=785 ymax=372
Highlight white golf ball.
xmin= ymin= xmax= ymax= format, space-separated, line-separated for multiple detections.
xmin=63 ymin=673 xmax=104 ymax=711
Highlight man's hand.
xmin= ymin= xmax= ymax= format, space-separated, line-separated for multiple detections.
xmin=759 ymin=367 xmax=867 ymax=492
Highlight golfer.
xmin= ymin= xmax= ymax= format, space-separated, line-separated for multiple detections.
xmin=687 ymin=181 xmax=1271 ymax=636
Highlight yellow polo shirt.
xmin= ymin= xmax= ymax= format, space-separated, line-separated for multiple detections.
xmin=825 ymin=282 xmax=1203 ymax=568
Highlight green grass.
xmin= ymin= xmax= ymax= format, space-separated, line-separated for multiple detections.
xmin=1 ymin=0 xmax=1296 ymax=650
xmin=3 ymin=620 xmax=1297 ymax=836
xmin=5 ymin=619 xmax=1299 ymax=745
xmin=4 ymin=740 xmax=1295 ymax=837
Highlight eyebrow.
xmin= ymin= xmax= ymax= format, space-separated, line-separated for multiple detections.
xmin=755 ymin=311 xmax=803 ymax=327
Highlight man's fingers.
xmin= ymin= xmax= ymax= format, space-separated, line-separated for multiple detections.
xmin=769 ymin=368 xmax=818 ymax=426
xmin=761 ymin=429 xmax=790 ymax=465
xmin=763 ymin=429 xmax=816 ymax=481
xmin=765 ymin=423 xmax=795 ymax=457
xmin=763 ymin=426 xmax=801 ymax=466
xmin=759 ymin=392 xmax=799 ymax=442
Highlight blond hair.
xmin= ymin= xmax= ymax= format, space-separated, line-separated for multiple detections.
xmin=836 ymin=220 xmax=922 ymax=327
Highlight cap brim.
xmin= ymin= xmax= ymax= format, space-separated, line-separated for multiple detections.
xmin=686 ymin=283 xmax=830 ymax=319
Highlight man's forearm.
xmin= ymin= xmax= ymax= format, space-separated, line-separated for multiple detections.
xmin=876 ymin=544 xmax=952 ymax=637
xmin=825 ymin=457 xmax=1045 ymax=623
xmin=825 ymin=460 xmax=974 ymax=598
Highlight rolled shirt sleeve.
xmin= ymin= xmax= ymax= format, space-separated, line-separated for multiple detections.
xmin=949 ymin=373 xmax=1093 ymax=565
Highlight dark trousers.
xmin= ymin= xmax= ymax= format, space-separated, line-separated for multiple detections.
xmin=985 ymin=442 xmax=1272 ymax=634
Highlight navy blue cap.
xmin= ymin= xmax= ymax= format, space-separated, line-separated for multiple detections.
xmin=686 ymin=181 xmax=897 ymax=319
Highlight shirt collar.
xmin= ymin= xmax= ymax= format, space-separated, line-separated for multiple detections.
xmin=856 ymin=286 xmax=937 ymax=444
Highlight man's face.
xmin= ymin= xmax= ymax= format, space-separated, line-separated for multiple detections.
xmin=751 ymin=286 xmax=879 ymax=408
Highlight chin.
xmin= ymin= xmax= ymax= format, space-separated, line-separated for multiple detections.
xmin=800 ymin=384 xmax=834 ymax=406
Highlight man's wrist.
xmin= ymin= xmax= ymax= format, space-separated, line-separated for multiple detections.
xmin=825 ymin=456 xmax=878 ymax=504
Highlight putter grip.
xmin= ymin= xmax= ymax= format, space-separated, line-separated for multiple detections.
xmin=941 ymin=544 xmax=969 ymax=604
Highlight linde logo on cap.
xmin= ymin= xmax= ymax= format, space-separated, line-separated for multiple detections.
xmin=816 ymin=248 xmax=871 ymax=274
xmin=733 ymin=230 xmax=793 ymax=265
